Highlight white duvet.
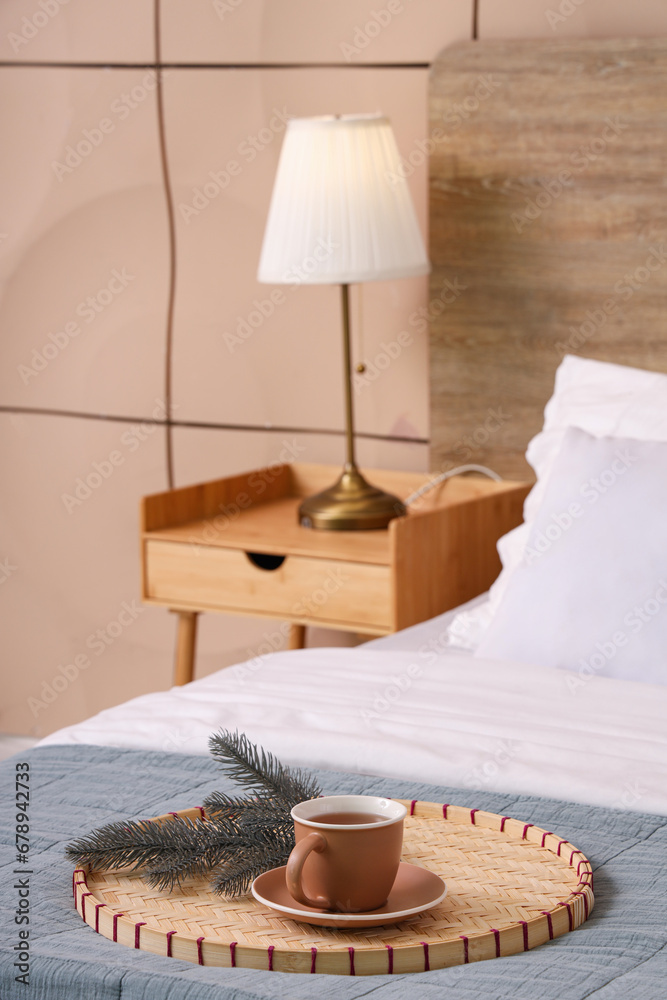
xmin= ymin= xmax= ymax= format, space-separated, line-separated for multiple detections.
xmin=39 ymin=648 xmax=667 ymax=816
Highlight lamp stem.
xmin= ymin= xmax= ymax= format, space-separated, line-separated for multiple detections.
xmin=296 ymin=279 xmax=406 ymax=529
xmin=340 ymin=282 xmax=357 ymax=471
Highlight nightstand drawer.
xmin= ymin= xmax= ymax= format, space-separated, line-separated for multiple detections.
xmin=144 ymin=540 xmax=392 ymax=630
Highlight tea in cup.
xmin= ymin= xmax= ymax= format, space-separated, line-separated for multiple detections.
xmin=286 ymin=794 xmax=406 ymax=912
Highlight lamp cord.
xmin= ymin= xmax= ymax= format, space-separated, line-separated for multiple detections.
xmin=403 ymin=464 xmax=502 ymax=506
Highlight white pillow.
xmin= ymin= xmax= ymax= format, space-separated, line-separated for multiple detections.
xmin=475 ymin=426 xmax=667 ymax=685
xmin=448 ymin=355 xmax=667 ymax=650
xmin=524 ymin=354 xmax=667 ymax=525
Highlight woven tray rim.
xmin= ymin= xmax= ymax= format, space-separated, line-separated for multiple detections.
xmin=72 ymin=798 xmax=594 ymax=976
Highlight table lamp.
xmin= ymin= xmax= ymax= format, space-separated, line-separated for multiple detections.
xmin=257 ymin=113 xmax=430 ymax=531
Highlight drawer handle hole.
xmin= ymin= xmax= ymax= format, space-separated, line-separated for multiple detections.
xmin=245 ymin=552 xmax=286 ymax=571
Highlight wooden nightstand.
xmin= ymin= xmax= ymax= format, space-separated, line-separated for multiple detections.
xmin=141 ymin=463 xmax=529 ymax=685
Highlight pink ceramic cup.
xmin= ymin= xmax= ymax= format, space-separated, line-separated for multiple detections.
xmin=286 ymin=795 xmax=406 ymax=912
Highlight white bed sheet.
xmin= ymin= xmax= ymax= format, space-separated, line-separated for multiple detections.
xmin=364 ymin=594 xmax=486 ymax=653
xmin=39 ymin=646 xmax=667 ymax=817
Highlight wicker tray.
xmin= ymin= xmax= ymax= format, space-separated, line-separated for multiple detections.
xmin=72 ymin=799 xmax=594 ymax=976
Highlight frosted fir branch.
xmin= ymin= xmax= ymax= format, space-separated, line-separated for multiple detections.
xmin=211 ymin=841 xmax=294 ymax=897
xmin=66 ymin=730 xmax=321 ymax=897
xmin=207 ymin=729 xmax=321 ymax=806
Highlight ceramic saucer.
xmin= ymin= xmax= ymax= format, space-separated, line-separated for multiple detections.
xmin=251 ymin=862 xmax=446 ymax=928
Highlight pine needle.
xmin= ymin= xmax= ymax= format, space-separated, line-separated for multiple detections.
xmin=211 ymin=849 xmax=284 ymax=897
xmin=207 ymin=729 xmax=321 ymax=806
xmin=66 ymin=817 xmax=202 ymax=873
xmin=66 ymin=729 xmax=321 ymax=897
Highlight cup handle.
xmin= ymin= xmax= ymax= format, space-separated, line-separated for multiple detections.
xmin=285 ymin=832 xmax=330 ymax=909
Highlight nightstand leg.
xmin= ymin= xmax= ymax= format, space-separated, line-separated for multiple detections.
xmin=172 ymin=610 xmax=199 ymax=686
xmin=288 ymin=624 xmax=306 ymax=650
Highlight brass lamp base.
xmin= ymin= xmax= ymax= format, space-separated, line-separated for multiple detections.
xmin=298 ymin=466 xmax=406 ymax=531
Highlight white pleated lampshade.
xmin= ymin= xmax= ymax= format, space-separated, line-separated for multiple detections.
xmin=257 ymin=114 xmax=430 ymax=285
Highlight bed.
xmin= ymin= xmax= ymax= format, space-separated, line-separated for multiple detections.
xmin=3 ymin=36 xmax=667 ymax=1000
xmin=3 ymin=358 xmax=667 ymax=999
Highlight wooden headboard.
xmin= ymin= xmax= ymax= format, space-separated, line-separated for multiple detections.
xmin=429 ymin=38 xmax=667 ymax=480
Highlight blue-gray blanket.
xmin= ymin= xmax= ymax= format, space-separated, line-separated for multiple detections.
xmin=1 ymin=744 xmax=666 ymax=999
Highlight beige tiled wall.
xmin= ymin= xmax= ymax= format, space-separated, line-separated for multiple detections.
xmin=159 ymin=0 xmax=471 ymax=64
xmin=0 ymin=0 xmax=155 ymax=62
xmin=2 ymin=0 xmax=664 ymax=737
xmin=165 ymin=66 xmax=431 ymax=437
xmin=478 ymin=0 xmax=667 ymax=38
xmin=0 ymin=1 xmax=462 ymax=738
